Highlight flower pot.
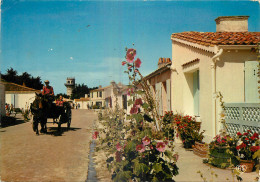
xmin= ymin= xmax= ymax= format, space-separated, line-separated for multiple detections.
xmin=240 ymin=160 xmax=254 ymax=173
xmin=193 ymin=142 xmax=209 ymax=158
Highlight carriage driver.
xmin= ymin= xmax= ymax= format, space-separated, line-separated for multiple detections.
xmin=42 ymin=80 xmax=54 ymax=97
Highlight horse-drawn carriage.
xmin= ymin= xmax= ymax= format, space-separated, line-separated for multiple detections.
xmin=30 ymin=93 xmax=72 ymax=135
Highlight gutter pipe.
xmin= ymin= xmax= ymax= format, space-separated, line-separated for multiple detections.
xmin=211 ymin=48 xmax=223 ymax=137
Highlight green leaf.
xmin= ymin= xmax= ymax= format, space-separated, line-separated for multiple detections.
xmin=133 ymin=113 xmax=143 ymax=123
xmin=142 ymin=103 xmax=149 ymax=109
xmin=152 ymin=176 xmax=159 ymax=182
xmin=164 ymin=150 xmax=173 ymax=160
xmin=153 ymin=163 xmax=162 ymax=173
xmin=133 ymin=162 xmax=149 ymax=176
xmin=253 ymin=149 xmax=260 ymax=159
xmin=135 ymin=90 xmax=145 ymax=95
xmin=128 ymin=99 xmax=134 ymax=106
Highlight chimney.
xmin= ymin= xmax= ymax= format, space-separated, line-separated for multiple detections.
xmin=215 ymin=16 xmax=249 ymax=32
xmin=158 ymin=58 xmax=171 ymax=69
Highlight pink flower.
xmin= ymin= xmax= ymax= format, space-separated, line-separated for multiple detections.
xmin=116 ymin=142 xmax=122 ymax=151
xmin=92 ymin=131 xmax=99 ymax=139
xmin=127 ymin=88 xmax=134 ymax=96
xmin=142 ymin=136 xmax=151 ymax=146
xmin=134 ymin=58 xmax=142 ymax=68
xmin=136 ymin=144 xmax=145 ymax=153
xmin=126 ymin=48 xmax=136 ymax=63
xmin=149 ymin=145 xmax=154 ymax=150
xmin=122 ymin=61 xmax=126 ymax=66
xmin=128 ymin=66 xmax=132 ymax=70
xmin=130 ymin=105 xmax=138 ymax=114
xmin=156 ymin=142 xmax=166 ymax=152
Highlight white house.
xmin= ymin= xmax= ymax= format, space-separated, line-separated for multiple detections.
xmin=0 ymin=80 xmax=5 ymax=119
xmin=144 ymin=58 xmax=172 ymax=116
xmin=170 ymin=16 xmax=260 ymax=142
xmin=4 ymin=81 xmax=41 ymax=110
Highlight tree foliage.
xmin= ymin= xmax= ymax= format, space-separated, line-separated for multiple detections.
xmin=1 ymin=67 xmax=43 ymax=90
xmin=70 ymin=83 xmax=97 ymax=100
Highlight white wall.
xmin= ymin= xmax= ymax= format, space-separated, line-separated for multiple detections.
xmin=5 ymin=92 xmax=36 ymax=111
xmin=0 ymin=82 xmax=5 ymax=117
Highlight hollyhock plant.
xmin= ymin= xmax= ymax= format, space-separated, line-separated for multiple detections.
xmin=126 ymin=48 xmax=136 ymax=63
xmin=134 ymin=58 xmax=142 ymax=68
xmin=116 ymin=142 xmax=122 ymax=151
xmin=130 ymin=105 xmax=138 ymax=114
xmin=127 ymin=88 xmax=134 ymax=96
xmin=136 ymin=144 xmax=145 ymax=153
xmin=142 ymin=136 xmax=151 ymax=146
xmin=92 ymin=131 xmax=99 ymax=139
xmin=156 ymin=142 xmax=166 ymax=152
xmin=122 ymin=61 xmax=126 ymax=66
xmin=134 ymin=98 xmax=143 ymax=107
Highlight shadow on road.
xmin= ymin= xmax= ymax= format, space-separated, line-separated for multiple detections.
xmin=0 ymin=119 xmax=28 ymax=128
xmin=44 ymin=127 xmax=81 ymax=136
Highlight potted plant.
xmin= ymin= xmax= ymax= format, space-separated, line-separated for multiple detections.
xmin=235 ymin=130 xmax=260 ymax=173
xmin=208 ymin=135 xmax=239 ymax=169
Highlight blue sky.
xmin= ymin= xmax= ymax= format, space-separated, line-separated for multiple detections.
xmin=1 ymin=0 xmax=259 ymax=94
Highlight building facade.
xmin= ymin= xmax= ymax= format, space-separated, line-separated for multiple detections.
xmin=144 ymin=58 xmax=172 ymax=116
xmin=64 ymin=77 xmax=75 ymax=97
xmin=0 ymin=80 xmax=5 ymax=119
xmin=170 ymin=16 xmax=260 ymax=142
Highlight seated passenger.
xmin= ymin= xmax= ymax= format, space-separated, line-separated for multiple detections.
xmin=56 ymin=95 xmax=64 ymax=107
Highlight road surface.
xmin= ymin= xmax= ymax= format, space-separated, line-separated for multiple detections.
xmin=0 ymin=109 xmax=97 ymax=182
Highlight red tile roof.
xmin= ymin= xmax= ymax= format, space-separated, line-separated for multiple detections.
xmin=171 ymin=32 xmax=260 ymax=47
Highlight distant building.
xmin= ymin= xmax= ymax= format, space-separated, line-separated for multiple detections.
xmin=88 ymin=85 xmax=105 ymax=108
xmin=64 ymin=77 xmax=75 ymax=97
xmin=170 ymin=16 xmax=260 ymax=142
xmin=144 ymin=58 xmax=172 ymax=116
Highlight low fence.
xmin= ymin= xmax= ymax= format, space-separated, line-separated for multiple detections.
xmin=224 ymin=103 xmax=260 ymax=136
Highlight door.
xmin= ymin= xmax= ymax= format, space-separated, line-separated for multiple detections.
xmin=245 ymin=61 xmax=259 ymax=103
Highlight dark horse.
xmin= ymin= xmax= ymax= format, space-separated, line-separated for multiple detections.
xmin=30 ymin=93 xmax=72 ymax=135
xmin=30 ymin=93 xmax=48 ymax=135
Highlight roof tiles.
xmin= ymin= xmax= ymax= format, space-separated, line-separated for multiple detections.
xmin=171 ymin=32 xmax=260 ymax=46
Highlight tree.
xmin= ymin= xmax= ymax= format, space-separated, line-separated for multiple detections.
xmin=1 ymin=67 xmax=43 ymax=90
xmin=70 ymin=83 xmax=97 ymax=100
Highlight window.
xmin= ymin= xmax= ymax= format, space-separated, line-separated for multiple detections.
xmin=91 ymin=92 xmax=93 ymax=98
xmin=97 ymin=92 xmax=98 ymax=97
xmin=99 ymin=91 xmax=102 ymax=98
xmin=193 ymin=70 xmax=200 ymax=116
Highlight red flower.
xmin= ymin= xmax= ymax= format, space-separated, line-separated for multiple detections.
xmin=253 ymin=133 xmax=259 ymax=138
xmin=237 ymin=132 xmax=242 ymax=136
xmin=122 ymin=61 xmax=126 ymax=66
xmin=142 ymin=136 xmax=151 ymax=146
xmin=134 ymin=58 xmax=142 ymax=68
xmin=250 ymin=136 xmax=256 ymax=141
xmin=164 ymin=140 xmax=169 ymax=145
xmin=134 ymin=98 xmax=143 ymax=107
xmin=128 ymin=66 xmax=132 ymax=70
xmin=240 ymin=143 xmax=247 ymax=148
xmin=243 ymin=132 xmax=248 ymax=136
xmin=136 ymin=144 xmax=145 ymax=153
xmin=245 ymin=138 xmax=249 ymax=141
xmin=149 ymin=145 xmax=154 ymax=150
xmin=250 ymin=146 xmax=260 ymax=152
xmin=156 ymin=142 xmax=166 ymax=152
xmin=236 ymin=146 xmax=240 ymax=150
xmin=222 ymin=139 xmax=226 ymax=143
xmin=92 ymin=131 xmax=99 ymax=139
xmin=130 ymin=105 xmax=138 ymax=114
xmin=176 ymin=121 xmax=181 ymax=125
xmin=126 ymin=48 xmax=136 ymax=63
xmin=247 ymin=130 xmax=251 ymax=133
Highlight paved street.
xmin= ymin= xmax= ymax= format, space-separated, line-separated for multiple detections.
xmin=0 ymin=109 xmax=97 ymax=182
